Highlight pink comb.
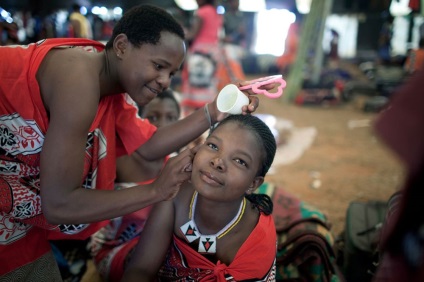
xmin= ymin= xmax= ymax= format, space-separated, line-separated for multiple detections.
xmin=238 ymin=74 xmax=286 ymax=98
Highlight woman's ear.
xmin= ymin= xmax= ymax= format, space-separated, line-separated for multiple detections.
xmin=246 ymin=176 xmax=264 ymax=194
xmin=113 ymin=34 xmax=128 ymax=58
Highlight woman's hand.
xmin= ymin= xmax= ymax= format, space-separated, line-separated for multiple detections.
xmin=209 ymin=78 xmax=281 ymax=123
xmin=152 ymin=145 xmax=199 ymax=201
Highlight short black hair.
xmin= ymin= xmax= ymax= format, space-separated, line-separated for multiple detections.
xmin=105 ymin=4 xmax=185 ymax=49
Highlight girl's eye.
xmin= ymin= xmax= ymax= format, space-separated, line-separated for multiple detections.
xmin=235 ymin=158 xmax=247 ymax=167
xmin=147 ymin=115 xmax=158 ymax=122
xmin=155 ymin=63 xmax=163 ymax=70
xmin=167 ymin=115 xmax=179 ymax=123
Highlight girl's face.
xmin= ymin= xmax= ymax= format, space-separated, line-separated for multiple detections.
xmin=191 ymin=122 xmax=264 ymax=202
xmin=141 ymin=97 xmax=180 ymax=128
xmin=116 ymin=32 xmax=186 ymax=106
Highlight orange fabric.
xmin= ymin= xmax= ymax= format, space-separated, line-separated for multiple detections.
xmin=216 ymin=58 xmax=246 ymax=92
xmin=0 ymin=38 xmax=156 ymax=275
xmin=404 ymin=48 xmax=424 ymax=74
xmin=159 ymin=214 xmax=277 ymax=281
xmin=276 ymin=23 xmax=299 ymax=70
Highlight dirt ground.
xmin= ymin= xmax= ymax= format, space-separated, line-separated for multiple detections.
xmin=256 ymin=95 xmax=405 ymax=237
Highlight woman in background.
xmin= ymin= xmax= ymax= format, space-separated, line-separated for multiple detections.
xmin=181 ymin=0 xmax=223 ymax=116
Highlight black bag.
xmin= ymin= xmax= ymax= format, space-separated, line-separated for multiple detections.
xmin=336 ymin=201 xmax=388 ymax=282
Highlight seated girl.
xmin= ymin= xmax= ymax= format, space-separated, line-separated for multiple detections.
xmin=122 ymin=114 xmax=277 ymax=281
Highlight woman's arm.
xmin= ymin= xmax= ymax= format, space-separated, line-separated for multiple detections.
xmin=137 ymin=78 xmax=272 ymax=161
xmin=122 ymin=200 xmax=175 ymax=281
xmin=38 ymin=50 xmax=193 ymax=224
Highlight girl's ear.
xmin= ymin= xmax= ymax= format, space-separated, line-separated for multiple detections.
xmin=246 ymin=176 xmax=264 ymax=194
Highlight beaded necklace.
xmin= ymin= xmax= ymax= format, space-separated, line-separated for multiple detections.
xmin=180 ymin=191 xmax=246 ymax=254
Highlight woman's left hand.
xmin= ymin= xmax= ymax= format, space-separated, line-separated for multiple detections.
xmin=209 ymin=78 xmax=275 ymax=123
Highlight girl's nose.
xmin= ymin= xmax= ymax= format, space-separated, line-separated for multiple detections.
xmin=210 ymin=157 xmax=225 ymax=172
xmin=155 ymin=117 xmax=168 ymax=128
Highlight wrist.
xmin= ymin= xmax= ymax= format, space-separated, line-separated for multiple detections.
xmin=204 ymin=103 xmax=216 ymax=133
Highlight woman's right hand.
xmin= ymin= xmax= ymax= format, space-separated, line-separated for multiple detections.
xmin=153 ymin=145 xmax=199 ymax=201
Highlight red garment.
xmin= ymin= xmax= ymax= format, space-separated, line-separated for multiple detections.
xmin=404 ymin=48 xmax=424 ymax=74
xmin=159 ymin=214 xmax=277 ymax=281
xmin=91 ymin=181 xmax=155 ymax=281
xmin=409 ymin=0 xmax=420 ymax=11
xmin=0 ymin=38 xmax=156 ymax=275
xmin=191 ymin=5 xmax=222 ymax=48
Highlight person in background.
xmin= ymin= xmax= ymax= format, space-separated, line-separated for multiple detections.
xmin=89 ymin=89 xmax=182 ymax=281
xmin=377 ymin=11 xmax=394 ymax=66
xmin=218 ymin=0 xmax=246 ymax=91
xmin=328 ymin=29 xmax=340 ymax=63
xmin=122 ymin=114 xmax=277 ymax=281
xmin=69 ymin=3 xmax=92 ymax=38
xmin=181 ymin=0 xmax=223 ymax=116
xmin=222 ymin=0 xmax=247 ymax=58
xmin=0 ymin=4 xmax=264 ymax=279
xmin=115 ymin=89 xmax=182 ymax=183
xmin=275 ymin=21 xmax=300 ymax=76
xmin=372 ymin=68 xmax=424 ymax=282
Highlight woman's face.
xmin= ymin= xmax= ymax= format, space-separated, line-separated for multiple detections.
xmin=191 ymin=122 xmax=264 ymax=202
xmin=116 ymin=32 xmax=186 ymax=106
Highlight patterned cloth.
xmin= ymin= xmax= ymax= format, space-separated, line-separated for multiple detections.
xmin=256 ymin=182 xmax=343 ymax=282
xmin=0 ymin=251 xmax=62 ymax=282
xmin=90 ymin=182 xmax=155 ymax=281
xmin=0 ymin=38 xmax=156 ymax=276
xmin=158 ymin=214 xmax=277 ymax=281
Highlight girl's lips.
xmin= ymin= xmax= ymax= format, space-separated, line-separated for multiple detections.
xmin=200 ymin=171 xmax=224 ymax=186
